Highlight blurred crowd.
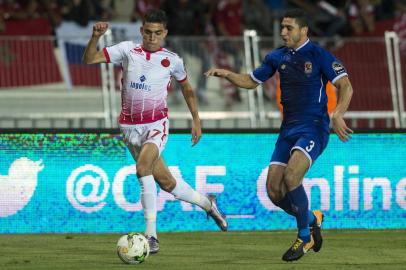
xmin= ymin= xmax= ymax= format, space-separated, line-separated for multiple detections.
xmin=1 ymin=0 xmax=406 ymax=36
xmin=1 ymin=0 xmax=406 ymax=37
xmin=1 ymin=0 xmax=406 ymax=109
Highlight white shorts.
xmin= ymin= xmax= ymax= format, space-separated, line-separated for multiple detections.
xmin=119 ymin=117 xmax=169 ymax=158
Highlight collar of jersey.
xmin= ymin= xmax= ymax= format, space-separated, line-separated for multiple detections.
xmin=293 ymin=38 xmax=310 ymax=52
xmin=141 ymin=46 xmax=163 ymax=53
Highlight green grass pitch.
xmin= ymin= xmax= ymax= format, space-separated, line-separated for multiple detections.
xmin=1 ymin=230 xmax=405 ymax=270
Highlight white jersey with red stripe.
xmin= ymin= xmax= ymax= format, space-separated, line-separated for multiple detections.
xmin=103 ymin=41 xmax=187 ymax=124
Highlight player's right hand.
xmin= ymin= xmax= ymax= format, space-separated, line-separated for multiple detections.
xmin=92 ymin=22 xmax=108 ymax=37
xmin=332 ymin=113 xmax=353 ymax=142
xmin=204 ymin=68 xmax=230 ymax=78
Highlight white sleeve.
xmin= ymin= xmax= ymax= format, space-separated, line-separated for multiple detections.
xmin=104 ymin=41 xmax=131 ymax=64
xmin=172 ymin=56 xmax=187 ymax=82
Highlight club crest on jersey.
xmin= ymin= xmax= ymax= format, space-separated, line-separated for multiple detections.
xmin=281 ymin=64 xmax=286 ymax=70
xmin=332 ymin=61 xmax=345 ymax=75
xmin=304 ymin=61 xmax=312 ymax=74
xmin=161 ymin=58 xmax=170 ymax=67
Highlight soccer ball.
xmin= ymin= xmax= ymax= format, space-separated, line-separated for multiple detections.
xmin=116 ymin=233 xmax=150 ymax=264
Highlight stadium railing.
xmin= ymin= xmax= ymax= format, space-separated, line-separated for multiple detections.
xmin=0 ymin=31 xmax=405 ymax=129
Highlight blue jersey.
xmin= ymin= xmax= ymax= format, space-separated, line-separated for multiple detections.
xmin=251 ymin=39 xmax=347 ymax=130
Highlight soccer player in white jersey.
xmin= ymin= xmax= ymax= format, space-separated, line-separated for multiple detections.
xmin=82 ymin=9 xmax=228 ymax=254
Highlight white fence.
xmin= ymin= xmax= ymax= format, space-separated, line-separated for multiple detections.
xmin=0 ymin=31 xmax=405 ymax=129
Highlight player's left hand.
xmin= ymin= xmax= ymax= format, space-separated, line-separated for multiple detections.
xmin=191 ymin=119 xmax=202 ymax=146
xmin=331 ymin=113 xmax=353 ymax=142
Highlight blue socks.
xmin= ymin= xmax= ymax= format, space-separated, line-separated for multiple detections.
xmin=273 ymin=195 xmax=295 ymax=216
xmin=308 ymin=210 xmax=315 ymax=226
xmin=286 ymin=185 xmax=311 ymax=243
xmin=274 ymin=194 xmax=316 ymax=227
xmin=272 ymin=186 xmax=316 ymax=243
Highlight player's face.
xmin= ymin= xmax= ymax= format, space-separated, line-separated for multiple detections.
xmin=141 ymin=22 xmax=168 ymax=51
xmin=280 ymin=18 xmax=308 ymax=49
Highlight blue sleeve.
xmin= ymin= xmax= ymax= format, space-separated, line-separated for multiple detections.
xmin=251 ymin=51 xmax=279 ymax=83
xmin=318 ymin=48 xmax=348 ymax=83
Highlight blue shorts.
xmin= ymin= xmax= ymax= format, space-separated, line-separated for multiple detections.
xmin=270 ymin=124 xmax=329 ymax=167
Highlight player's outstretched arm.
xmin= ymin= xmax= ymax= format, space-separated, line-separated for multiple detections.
xmin=82 ymin=22 xmax=109 ymax=64
xmin=179 ymin=80 xmax=202 ymax=146
xmin=332 ymin=76 xmax=353 ymax=142
xmin=204 ymin=68 xmax=259 ymax=89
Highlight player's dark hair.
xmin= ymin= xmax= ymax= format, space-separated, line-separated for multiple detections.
xmin=283 ymin=9 xmax=308 ymax=28
xmin=143 ymin=9 xmax=167 ymax=27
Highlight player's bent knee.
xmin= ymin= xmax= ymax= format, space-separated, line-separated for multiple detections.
xmin=266 ymin=178 xmax=283 ymax=202
xmin=268 ymin=188 xmax=283 ymax=203
xmin=158 ymin=179 xmax=176 ymax=192
xmin=136 ymin=164 xmax=153 ymax=177
xmin=155 ymin=173 xmax=176 ymax=192
xmin=283 ymin=167 xmax=301 ymax=189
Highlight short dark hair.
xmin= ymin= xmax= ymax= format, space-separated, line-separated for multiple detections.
xmin=143 ymin=9 xmax=167 ymax=27
xmin=283 ymin=9 xmax=308 ymax=28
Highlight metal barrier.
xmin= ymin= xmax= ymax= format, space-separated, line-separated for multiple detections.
xmin=0 ymin=112 xmax=105 ymax=128
xmin=0 ymin=33 xmax=405 ymax=129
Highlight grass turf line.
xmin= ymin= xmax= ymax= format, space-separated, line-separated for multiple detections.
xmin=0 ymin=230 xmax=405 ymax=270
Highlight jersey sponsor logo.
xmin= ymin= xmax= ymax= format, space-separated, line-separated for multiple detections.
xmin=332 ymin=61 xmax=345 ymax=75
xmin=304 ymin=61 xmax=313 ymax=74
xmin=129 ymin=77 xmax=152 ymax=92
xmin=161 ymin=58 xmax=170 ymax=67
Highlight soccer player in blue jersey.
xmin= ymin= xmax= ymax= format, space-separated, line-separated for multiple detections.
xmin=205 ymin=9 xmax=353 ymax=261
